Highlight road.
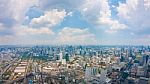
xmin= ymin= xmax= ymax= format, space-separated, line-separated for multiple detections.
xmin=0 ymin=58 xmax=19 ymax=76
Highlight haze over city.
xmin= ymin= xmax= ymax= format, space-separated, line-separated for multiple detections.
xmin=0 ymin=0 xmax=150 ymax=45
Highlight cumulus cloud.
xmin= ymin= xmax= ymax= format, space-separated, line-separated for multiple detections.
xmin=0 ymin=0 xmax=39 ymax=37
xmin=14 ymin=9 xmax=68 ymax=37
xmin=80 ymin=0 xmax=101 ymax=24
xmin=0 ymin=0 xmax=38 ymax=23
xmin=30 ymin=9 xmax=67 ymax=28
xmin=10 ymin=26 xmax=56 ymax=45
xmin=0 ymin=0 xmax=150 ymax=45
xmin=97 ymin=0 xmax=127 ymax=33
xmin=67 ymin=12 xmax=73 ymax=16
xmin=104 ymin=20 xmax=127 ymax=33
xmin=117 ymin=0 xmax=150 ymax=35
xmin=80 ymin=0 xmax=127 ymax=33
xmin=56 ymin=27 xmax=97 ymax=44
xmin=13 ymin=27 xmax=98 ymax=45
xmin=0 ymin=23 xmax=4 ymax=30
xmin=11 ymin=9 xmax=68 ymax=44
xmin=16 ymin=26 xmax=55 ymax=36
xmin=39 ymin=0 xmax=85 ymax=11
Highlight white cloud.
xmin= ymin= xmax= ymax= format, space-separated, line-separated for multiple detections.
xmin=0 ymin=23 xmax=4 ymax=30
xmin=30 ymin=9 xmax=67 ymax=28
xmin=2 ymin=0 xmax=38 ymax=22
xmin=56 ymin=27 xmax=97 ymax=44
xmin=80 ymin=0 xmax=127 ymax=33
xmin=12 ymin=27 xmax=97 ymax=45
xmin=99 ymin=0 xmax=111 ymax=18
xmin=9 ymin=25 xmax=56 ymax=45
xmin=97 ymin=0 xmax=127 ymax=33
xmin=39 ymin=0 xmax=85 ymax=11
xmin=16 ymin=26 xmax=55 ymax=36
xmin=130 ymin=32 xmax=135 ymax=36
xmin=67 ymin=12 xmax=73 ymax=16
xmin=0 ymin=0 xmax=39 ymax=37
xmin=80 ymin=0 xmax=101 ymax=24
xmin=80 ymin=0 xmax=111 ymax=23
xmin=117 ymin=0 xmax=150 ymax=31
xmin=1 ymin=0 xmax=150 ymax=45
xmin=144 ymin=0 xmax=150 ymax=9
xmin=104 ymin=20 xmax=127 ymax=33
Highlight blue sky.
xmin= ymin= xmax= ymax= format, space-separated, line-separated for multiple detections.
xmin=0 ymin=0 xmax=150 ymax=45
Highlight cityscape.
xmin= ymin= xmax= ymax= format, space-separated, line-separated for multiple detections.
xmin=0 ymin=45 xmax=150 ymax=84
xmin=0 ymin=0 xmax=150 ymax=84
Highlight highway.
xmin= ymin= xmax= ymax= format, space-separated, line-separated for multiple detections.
xmin=0 ymin=58 xmax=19 ymax=76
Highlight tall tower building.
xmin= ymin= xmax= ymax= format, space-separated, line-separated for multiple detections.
xmin=85 ymin=64 xmax=92 ymax=80
xmin=64 ymin=53 xmax=69 ymax=62
xmin=59 ymin=51 xmax=63 ymax=61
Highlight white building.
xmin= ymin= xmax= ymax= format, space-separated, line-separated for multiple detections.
xmin=14 ymin=66 xmax=26 ymax=73
xmin=85 ymin=64 xmax=98 ymax=80
xmin=85 ymin=66 xmax=92 ymax=80
xmin=136 ymin=66 xmax=145 ymax=76
xmin=59 ymin=52 xmax=63 ymax=61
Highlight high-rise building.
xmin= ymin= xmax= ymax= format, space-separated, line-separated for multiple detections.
xmin=136 ymin=66 xmax=145 ymax=77
xmin=64 ymin=53 xmax=69 ymax=62
xmin=85 ymin=64 xmax=92 ymax=80
xmin=59 ymin=52 xmax=63 ymax=61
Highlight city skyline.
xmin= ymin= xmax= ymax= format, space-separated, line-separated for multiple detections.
xmin=0 ymin=45 xmax=150 ymax=83
xmin=0 ymin=0 xmax=150 ymax=45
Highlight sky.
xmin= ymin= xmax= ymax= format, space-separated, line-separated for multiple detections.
xmin=0 ymin=0 xmax=150 ymax=45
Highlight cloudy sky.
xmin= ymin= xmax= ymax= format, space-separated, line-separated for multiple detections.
xmin=0 ymin=0 xmax=150 ymax=45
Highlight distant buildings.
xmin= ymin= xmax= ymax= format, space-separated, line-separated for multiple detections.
xmin=1 ymin=45 xmax=150 ymax=84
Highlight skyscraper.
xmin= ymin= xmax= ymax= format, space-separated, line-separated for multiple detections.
xmin=59 ymin=51 xmax=63 ymax=61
